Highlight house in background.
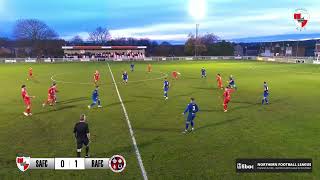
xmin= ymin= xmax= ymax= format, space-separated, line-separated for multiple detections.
xmin=261 ymin=47 xmax=273 ymax=57
xmin=245 ymin=46 xmax=259 ymax=56
xmin=234 ymin=45 xmax=243 ymax=56
xmin=0 ymin=47 xmax=11 ymax=57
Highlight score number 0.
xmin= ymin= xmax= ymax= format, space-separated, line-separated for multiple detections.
xmin=55 ymin=158 xmax=85 ymax=170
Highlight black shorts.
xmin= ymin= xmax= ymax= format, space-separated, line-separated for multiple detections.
xmin=76 ymin=138 xmax=89 ymax=149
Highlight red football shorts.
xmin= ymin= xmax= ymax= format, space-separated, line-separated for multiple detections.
xmin=24 ymin=99 xmax=31 ymax=106
xmin=224 ymin=98 xmax=230 ymax=104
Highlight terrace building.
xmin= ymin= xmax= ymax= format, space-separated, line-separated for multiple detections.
xmin=62 ymin=46 xmax=147 ymax=60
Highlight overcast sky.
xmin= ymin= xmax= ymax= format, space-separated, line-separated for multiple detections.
xmin=0 ymin=0 xmax=319 ymax=42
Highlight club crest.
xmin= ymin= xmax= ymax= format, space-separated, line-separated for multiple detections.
xmin=16 ymin=156 xmax=30 ymax=172
xmin=293 ymin=8 xmax=310 ymax=31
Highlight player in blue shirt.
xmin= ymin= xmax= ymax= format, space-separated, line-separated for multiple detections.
xmin=229 ymin=75 xmax=237 ymax=90
xmin=201 ymin=67 xmax=206 ymax=78
xmin=88 ymin=86 xmax=102 ymax=109
xmin=262 ymin=81 xmax=269 ymax=105
xmin=122 ymin=71 xmax=128 ymax=84
xmin=163 ymin=78 xmax=170 ymax=100
xmin=182 ymin=97 xmax=199 ymax=133
xmin=130 ymin=63 xmax=135 ymax=72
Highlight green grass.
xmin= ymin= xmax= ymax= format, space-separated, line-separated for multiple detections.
xmin=0 ymin=60 xmax=320 ymax=180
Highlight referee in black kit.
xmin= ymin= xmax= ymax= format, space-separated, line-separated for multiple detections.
xmin=73 ymin=114 xmax=90 ymax=157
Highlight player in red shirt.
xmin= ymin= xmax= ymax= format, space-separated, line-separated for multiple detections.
xmin=172 ymin=71 xmax=180 ymax=80
xmin=93 ymin=70 xmax=100 ymax=85
xmin=147 ymin=64 xmax=152 ymax=73
xmin=42 ymin=85 xmax=55 ymax=107
xmin=27 ymin=67 xmax=33 ymax=80
xmin=51 ymin=82 xmax=58 ymax=103
xmin=21 ymin=85 xmax=35 ymax=116
xmin=216 ymin=74 xmax=223 ymax=89
xmin=223 ymin=85 xmax=234 ymax=112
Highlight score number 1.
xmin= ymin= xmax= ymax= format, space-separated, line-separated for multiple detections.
xmin=55 ymin=158 xmax=85 ymax=170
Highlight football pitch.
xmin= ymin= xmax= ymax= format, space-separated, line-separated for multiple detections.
xmin=1 ymin=60 xmax=320 ymax=179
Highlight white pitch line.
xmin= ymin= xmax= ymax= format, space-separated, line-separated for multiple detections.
xmin=107 ymin=63 xmax=148 ymax=180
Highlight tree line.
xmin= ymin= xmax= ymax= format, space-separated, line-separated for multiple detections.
xmin=0 ymin=19 xmax=234 ymax=58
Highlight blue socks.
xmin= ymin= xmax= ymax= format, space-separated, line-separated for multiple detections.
xmin=262 ymin=98 xmax=268 ymax=104
xmin=90 ymin=100 xmax=101 ymax=107
xmin=185 ymin=121 xmax=194 ymax=130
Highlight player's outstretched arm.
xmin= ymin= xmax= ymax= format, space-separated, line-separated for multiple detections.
xmin=183 ymin=105 xmax=188 ymax=114
xmin=86 ymin=124 xmax=90 ymax=141
xmin=73 ymin=125 xmax=77 ymax=137
xmin=87 ymin=133 xmax=91 ymax=142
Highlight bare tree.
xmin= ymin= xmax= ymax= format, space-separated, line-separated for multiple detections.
xmin=88 ymin=26 xmax=111 ymax=44
xmin=184 ymin=33 xmax=207 ymax=56
xmin=201 ymin=33 xmax=220 ymax=45
xmin=13 ymin=19 xmax=58 ymax=40
xmin=70 ymin=35 xmax=84 ymax=44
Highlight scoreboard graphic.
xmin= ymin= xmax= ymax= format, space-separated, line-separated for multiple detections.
xmin=16 ymin=155 xmax=126 ymax=172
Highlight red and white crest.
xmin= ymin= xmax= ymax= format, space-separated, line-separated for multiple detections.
xmin=16 ymin=156 xmax=30 ymax=172
xmin=109 ymin=155 xmax=126 ymax=173
xmin=293 ymin=8 xmax=310 ymax=31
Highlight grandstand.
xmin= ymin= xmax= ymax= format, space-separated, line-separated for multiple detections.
xmin=315 ymin=43 xmax=320 ymax=63
xmin=62 ymin=46 xmax=147 ymax=60
xmin=315 ymin=43 xmax=320 ymax=57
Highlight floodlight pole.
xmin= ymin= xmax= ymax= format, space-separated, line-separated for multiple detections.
xmin=195 ymin=23 xmax=199 ymax=57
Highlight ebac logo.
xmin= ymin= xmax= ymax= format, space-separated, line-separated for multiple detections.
xmin=16 ymin=156 xmax=30 ymax=172
xmin=237 ymin=163 xmax=254 ymax=170
xmin=293 ymin=8 xmax=310 ymax=31
xmin=109 ymin=155 xmax=126 ymax=173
